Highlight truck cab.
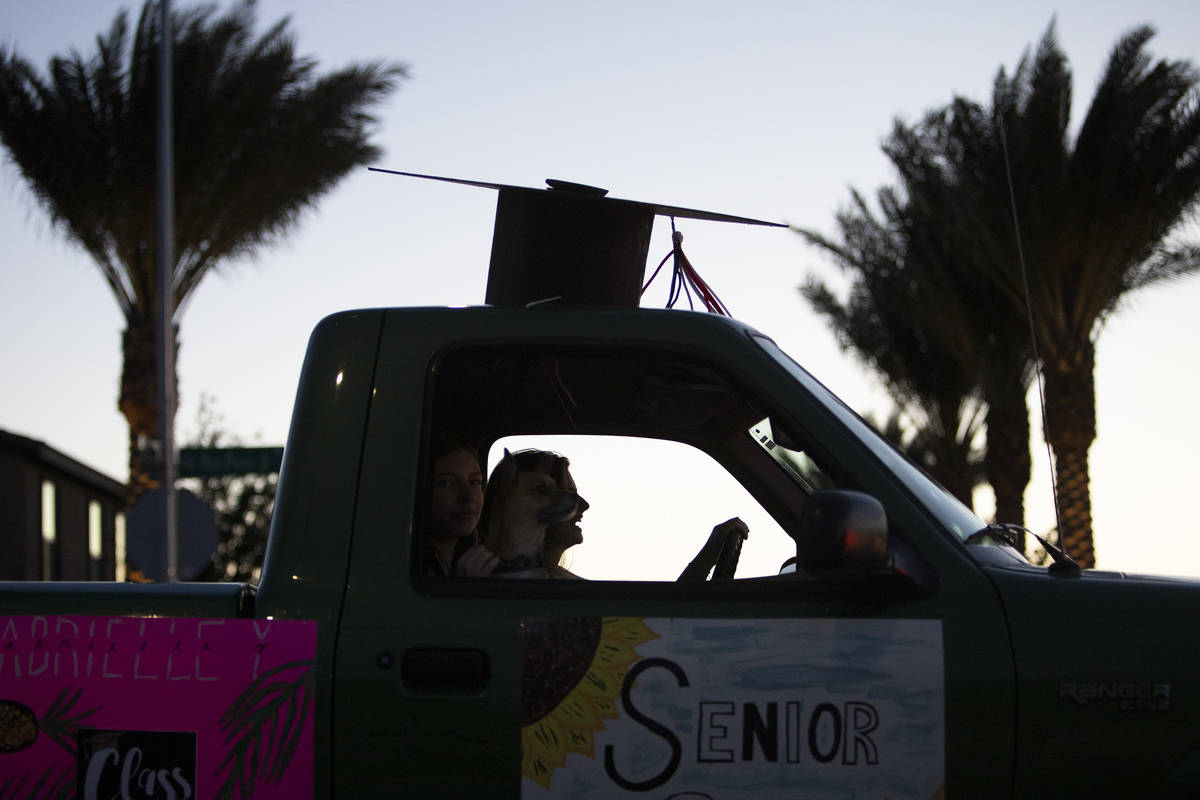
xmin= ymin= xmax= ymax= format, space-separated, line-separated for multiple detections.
xmin=260 ymin=304 xmax=1034 ymax=798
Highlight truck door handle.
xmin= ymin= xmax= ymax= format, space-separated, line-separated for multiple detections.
xmin=402 ymin=647 xmax=490 ymax=694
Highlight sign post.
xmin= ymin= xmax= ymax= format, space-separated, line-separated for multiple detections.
xmin=156 ymin=0 xmax=178 ymax=581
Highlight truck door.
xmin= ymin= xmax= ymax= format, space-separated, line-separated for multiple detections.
xmin=335 ymin=317 xmax=1015 ymax=799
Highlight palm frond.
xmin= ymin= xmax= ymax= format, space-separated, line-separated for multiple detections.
xmin=215 ymin=659 xmax=317 ymax=800
xmin=0 ymin=0 xmax=407 ymax=321
xmin=0 ymin=765 xmax=73 ymax=800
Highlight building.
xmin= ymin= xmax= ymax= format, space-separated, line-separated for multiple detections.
xmin=0 ymin=428 xmax=126 ymax=581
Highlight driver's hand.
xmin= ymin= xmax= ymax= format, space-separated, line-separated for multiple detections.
xmin=455 ymin=543 xmax=499 ymax=577
xmin=679 ymin=517 xmax=750 ymax=581
xmin=701 ymin=517 xmax=749 ymax=561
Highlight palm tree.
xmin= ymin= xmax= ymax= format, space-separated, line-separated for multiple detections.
xmin=0 ymin=1 xmax=406 ymax=501
xmin=879 ymin=108 xmax=1038 ymax=531
xmin=799 ymin=21 xmax=1200 ymax=567
xmin=798 ymin=188 xmax=988 ymax=507
xmin=959 ymin=22 xmax=1200 ymax=567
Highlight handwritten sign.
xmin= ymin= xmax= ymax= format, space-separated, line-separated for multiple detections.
xmin=520 ymin=617 xmax=943 ymax=799
xmin=0 ymin=615 xmax=316 ymax=799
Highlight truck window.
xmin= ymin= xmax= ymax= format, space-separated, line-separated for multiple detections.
xmin=417 ymin=344 xmax=835 ymax=583
xmin=486 ymin=435 xmax=795 ymax=580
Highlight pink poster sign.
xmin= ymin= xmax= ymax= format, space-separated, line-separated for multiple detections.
xmin=0 ymin=615 xmax=317 ymax=800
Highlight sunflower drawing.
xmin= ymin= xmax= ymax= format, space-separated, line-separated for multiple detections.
xmin=520 ymin=617 xmax=658 ymax=789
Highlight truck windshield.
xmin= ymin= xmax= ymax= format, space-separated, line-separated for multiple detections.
xmin=752 ymin=334 xmax=988 ymax=543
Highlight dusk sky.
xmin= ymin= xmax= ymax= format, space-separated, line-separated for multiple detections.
xmin=3 ymin=1 xmax=1199 ymax=578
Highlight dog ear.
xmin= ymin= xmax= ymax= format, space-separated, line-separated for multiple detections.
xmin=497 ymin=448 xmax=517 ymax=482
xmin=487 ymin=448 xmax=519 ymax=496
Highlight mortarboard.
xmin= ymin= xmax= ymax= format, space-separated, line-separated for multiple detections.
xmin=371 ymin=169 xmax=785 ymax=309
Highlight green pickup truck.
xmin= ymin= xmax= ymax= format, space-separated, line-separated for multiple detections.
xmin=3 ymin=179 xmax=1198 ymax=798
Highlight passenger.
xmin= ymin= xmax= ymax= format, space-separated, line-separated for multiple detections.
xmin=423 ymin=440 xmax=498 ymax=577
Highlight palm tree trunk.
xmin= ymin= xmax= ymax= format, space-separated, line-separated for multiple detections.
xmin=1051 ymin=444 xmax=1095 ymax=567
xmin=934 ymin=443 xmax=976 ymax=508
xmin=982 ymin=355 xmax=1032 ymax=555
xmin=118 ymin=314 xmax=178 ymax=506
xmin=1043 ymin=341 xmax=1097 ymax=568
xmin=931 ymin=397 xmax=977 ymax=508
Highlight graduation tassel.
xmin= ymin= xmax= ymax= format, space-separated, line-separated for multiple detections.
xmin=642 ymin=218 xmax=732 ymax=316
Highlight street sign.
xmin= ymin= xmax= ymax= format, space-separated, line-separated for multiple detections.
xmin=178 ymin=446 xmax=283 ymax=477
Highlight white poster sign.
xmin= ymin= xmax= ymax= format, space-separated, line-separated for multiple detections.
xmin=520 ymin=617 xmax=943 ymax=799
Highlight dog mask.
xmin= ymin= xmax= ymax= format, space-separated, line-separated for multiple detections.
xmin=481 ymin=449 xmax=585 ymax=573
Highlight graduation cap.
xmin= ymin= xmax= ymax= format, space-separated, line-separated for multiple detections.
xmin=371 ymin=169 xmax=785 ymax=309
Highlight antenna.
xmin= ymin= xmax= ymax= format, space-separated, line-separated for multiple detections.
xmin=997 ymin=118 xmax=1065 ymax=554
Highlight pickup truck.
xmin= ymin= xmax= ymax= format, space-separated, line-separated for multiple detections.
xmin=3 ymin=180 xmax=1199 ymax=799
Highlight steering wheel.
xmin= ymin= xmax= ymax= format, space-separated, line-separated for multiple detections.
xmin=711 ymin=525 xmax=745 ymax=580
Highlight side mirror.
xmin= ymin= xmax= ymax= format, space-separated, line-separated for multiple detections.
xmin=796 ymin=490 xmax=889 ymax=573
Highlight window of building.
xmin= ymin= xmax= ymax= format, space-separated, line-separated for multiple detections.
xmin=115 ymin=512 xmax=127 ymax=583
xmin=89 ymin=499 xmax=104 ymax=580
xmin=41 ymin=480 xmax=58 ymax=581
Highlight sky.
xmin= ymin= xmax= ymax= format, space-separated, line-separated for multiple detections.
xmin=2 ymin=1 xmax=1200 ymax=579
